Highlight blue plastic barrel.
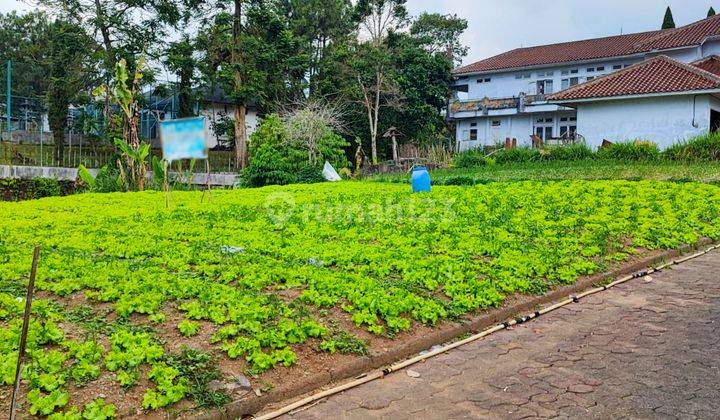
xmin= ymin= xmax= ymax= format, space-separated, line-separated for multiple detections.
xmin=411 ymin=165 xmax=431 ymax=193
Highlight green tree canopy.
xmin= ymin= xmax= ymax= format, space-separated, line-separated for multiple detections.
xmin=0 ymin=11 xmax=53 ymax=99
xmin=662 ymin=6 xmax=676 ymax=29
xmin=164 ymin=35 xmax=197 ymax=118
xmin=709 ymin=7 xmax=717 ymax=17
xmin=47 ymin=18 xmax=99 ymax=161
xmin=409 ymin=12 xmax=468 ymax=66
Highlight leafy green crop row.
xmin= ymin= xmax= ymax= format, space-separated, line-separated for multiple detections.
xmin=1 ymin=180 xmax=720 ymax=416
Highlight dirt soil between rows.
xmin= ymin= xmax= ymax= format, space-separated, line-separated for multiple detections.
xmin=0 ymin=241 xmax=709 ymax=420
xmin=190 ymin=240 xmax=712 ymax=419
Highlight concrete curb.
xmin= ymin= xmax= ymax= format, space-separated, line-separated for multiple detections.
xmin=197 ymin=239 xmax=712 ymax=419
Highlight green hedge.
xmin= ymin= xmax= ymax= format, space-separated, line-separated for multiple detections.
xmin=0 ymin=178 xmax=76 ymax=201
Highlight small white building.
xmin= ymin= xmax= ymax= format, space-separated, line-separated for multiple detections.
xmin=449 ymin=14 xmax=720 ymax=150
xmin=197 ymin=88 xmax=258 ymax=149
xmin=140 ymin=86 xmax=258 ymax=148
xmin=549 ymin=56 xmax=720 ymax=149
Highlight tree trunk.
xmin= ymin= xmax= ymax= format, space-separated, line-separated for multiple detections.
xmin=95 ymin=0 xmax=115 ymax=120
xmin=370 ymin=70 xmax=382 ymax=165
xmin=234 ymin=103 xmax=247 ymax=169
xmin=392 ymin=135 xmax=398 ymax=162
xmin=53 ymin=128 xmax=64 ymax=164
xmin=232 ymin=0 xmax=248 ymax=169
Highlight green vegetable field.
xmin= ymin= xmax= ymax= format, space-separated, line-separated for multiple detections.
xmin=1 ymin=180 xmax=720 ymax=417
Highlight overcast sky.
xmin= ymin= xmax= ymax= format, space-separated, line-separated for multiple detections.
xmin=2 ymin=0 xmax=718 ymax=66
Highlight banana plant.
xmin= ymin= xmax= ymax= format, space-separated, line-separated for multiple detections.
xmin=115 ymin=139 xmax=150 ymax=191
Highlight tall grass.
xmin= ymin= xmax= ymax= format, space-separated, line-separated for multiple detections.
xmin=453 ymin=148 xmax=488 ymax=168
xmin=447 ymin=133 xmax=720 ymax=171
xmin=596 ymin=140 xmax=661 ymax=161
xmin=664 ymin=132 xmax=720 ymax=162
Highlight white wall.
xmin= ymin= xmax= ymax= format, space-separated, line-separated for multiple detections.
xmin=456 ymin=43 xmax=711 ymax=104
xmin=458 ymin=58 xmax=644 ymax=101
xmin=456 ymin=114 xmax=550 ymax=151
xmin=576 ymin=95 xmax=711 ymax=150
xmin=702 ymin=39 xmax=720 ymax=57
xmin=200 ymin=103 xmax=258 ymax=148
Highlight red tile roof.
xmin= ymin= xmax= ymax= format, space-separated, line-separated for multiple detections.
xmin=634 ymin=15 xmax=720 ymax=51
xmin=454 ymin=15 xmax=720 ymax=75
xmin=547 ymin=56 xmax=720 ymax=102
xmin=692 ymin=55 xmax=720 ymax=76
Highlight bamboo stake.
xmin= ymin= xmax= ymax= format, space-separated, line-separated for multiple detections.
xmin=10 ymin=246 xmax=41 ymax=420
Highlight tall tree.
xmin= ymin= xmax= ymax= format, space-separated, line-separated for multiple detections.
xmin=288 ymin=0 xmax=354 ymax=96
xmin=164 ymin=35 xmax=197 ymax=118
xmin=198 ymin=0 xmax=307 ymax=168
xmin=662 ymin=6 xmax=676 ymax=29
xmin=409 ymin=13 xmax=468 ymax=66
xmin=381 ymin=31 xmax=454 ymax=146
xmin=46 ymin=19 xmax=97 ymax=162
xmin=352 ymin=0 xmax=408 ymax=164
xmin=0 ymin=11 xmax=52 ymax=99
xmin=709 ymin=7 xmax=717 ymax=17
xmin=35 ymin=0 xmax=182 ymax=117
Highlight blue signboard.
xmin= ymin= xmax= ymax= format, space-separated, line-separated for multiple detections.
xmin=159 ymin=117 xmax=208 ymax=161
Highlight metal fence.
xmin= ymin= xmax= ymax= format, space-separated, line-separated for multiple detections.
xmin=0 ymin=142 xmax=240 ymax=173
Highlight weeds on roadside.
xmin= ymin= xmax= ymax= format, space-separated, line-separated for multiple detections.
xmin=166 ymin=347 xmax=230 ymax=409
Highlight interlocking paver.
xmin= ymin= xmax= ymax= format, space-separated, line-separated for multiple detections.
xmin=284 ymin=250 xmax=720 ymax=419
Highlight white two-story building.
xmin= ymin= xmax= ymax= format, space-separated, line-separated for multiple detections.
xmin=450 ymin=14 xmax=720 ymax=151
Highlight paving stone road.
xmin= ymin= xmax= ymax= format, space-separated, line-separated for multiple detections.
xmin=284 ymin=251 xmax=720 ymax=419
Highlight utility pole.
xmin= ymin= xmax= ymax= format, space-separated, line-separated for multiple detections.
xmin=6 ymin=60 xmax=11 ymax=140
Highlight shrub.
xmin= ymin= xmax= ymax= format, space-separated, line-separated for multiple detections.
xmin=296 ymin=165 xmax=326 ymax=184
xmin=243 ymin=114 xmax=348 ymax=188
xmin=493 ymin=147 xmax=542 ymax=164
xmin=664 ymin=132 xmax=720 ymax=161
xmin=542 ymin=144 xmax=594 ymax=161
xmin=0 ymin=178 xmax=74 ymax=201
xmin=453 ymin=149 xmax=486 ymax=168
xmin=596 ymin=140 xmax=660 ymax=161
xmin=442 ymin=176 xmax=476 ymax=186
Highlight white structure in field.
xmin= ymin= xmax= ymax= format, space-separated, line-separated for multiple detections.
xmin=449 ymin=15 xmax=720 ymax=150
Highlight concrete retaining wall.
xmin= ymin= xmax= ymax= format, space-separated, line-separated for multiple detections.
xmin=0 ymin=165 xmax=239 ymax=187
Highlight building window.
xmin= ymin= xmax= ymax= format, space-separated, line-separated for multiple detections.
xmin=470 ymin=122 xmax=477 ymax=127
xmin=613 ymin=64 xmax=622 ymax=70
xmin=537 ymin=71 xmax=555 ymax=77
xmin=596 ymin=66 xmax=605 ymax=71
xmin=476 ymin=77 xmax=492 ymax=83
xmin=559 ymin=125 xmax=577 ymax=138
xmin=536 ymin=126 xmax=553 ymax=140
xmin=491 ymin=120 xmax=501 ymax=127
xmin=537 ymin=79 xmax=554 ymax=94
xmin=586 ymin=76 xmax=595 ymax=81
xmin=561 ymin=77 xmax=580 ymax=90
xmin=587 ymin=67 xmax=595 ymax=73
xmin=470 ymin=129 xmax=478 ymax=141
